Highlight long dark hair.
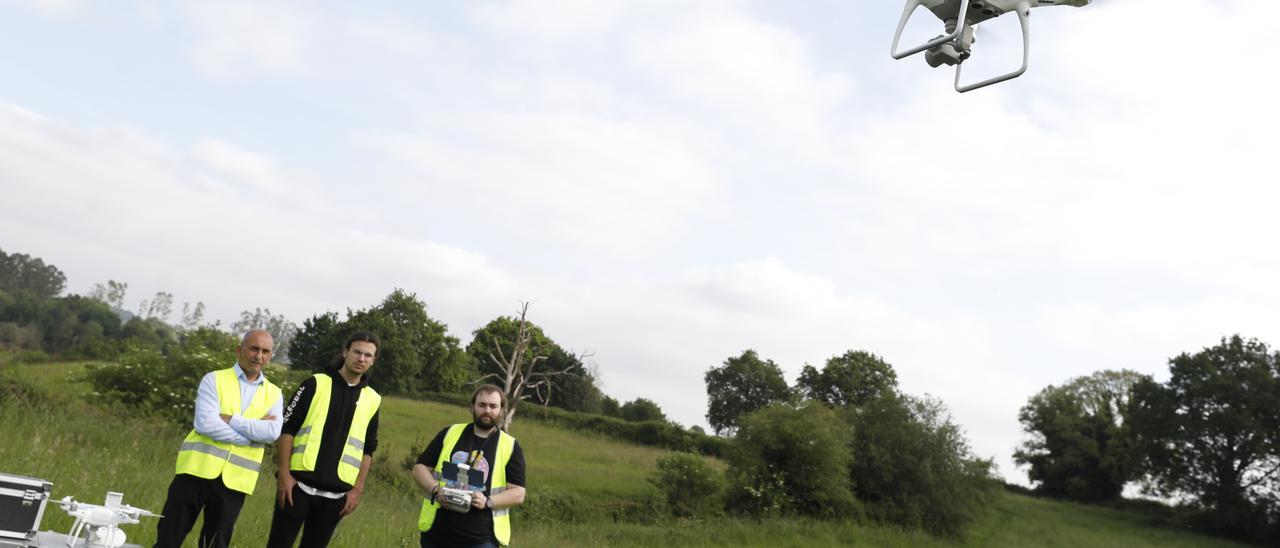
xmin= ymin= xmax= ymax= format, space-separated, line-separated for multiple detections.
xmin=328 ymin=330 xmax=381 ymax=369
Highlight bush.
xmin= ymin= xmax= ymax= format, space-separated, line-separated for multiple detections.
xmin=620 ymin=398 xmax=666 ymax=422
xmin=520 ymin=487 xmax=664 ymax=526
xmin=726 ymin=402 xmax=858 ymax=518
xmin=847 ymin=393 xmax=997 ymax=536
xmin=649 ymin=452 xmax=723 ymax=518
xmin=83 ymin=328 xmax=237 ymax=425
xmin=13 ymin=349 xmax=52 ymax=363
xmin=0 ymin=371 xmax=48 ymax=408
xmin=0 ymin=321 xmax=41 ymax=350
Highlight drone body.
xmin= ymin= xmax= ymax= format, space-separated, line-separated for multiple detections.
xmin=57 ymin=493 xmax=160 ymax=548
xmin=891 ymin=0 xmax=1091 ymax=92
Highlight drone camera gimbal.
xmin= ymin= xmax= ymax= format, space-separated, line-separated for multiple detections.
xmin=890 ymin=0 xmax=1091 ymax=92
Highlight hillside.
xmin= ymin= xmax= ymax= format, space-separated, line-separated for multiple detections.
xmin=0 ymin=359 xmax=1250 ymax=547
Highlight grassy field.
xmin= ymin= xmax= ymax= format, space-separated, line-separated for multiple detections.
xmin=0 ymin=359 xmax=1252 ymax=547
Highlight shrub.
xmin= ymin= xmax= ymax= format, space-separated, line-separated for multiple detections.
xmin=726 ymin=402 xmax=858 ymax=518
xmin=13 ymin=349 xmax=52 ymax=363
xmin=847 ymin=393 xmax=997 ymax=536
xmin=649 ymin=452 xmax=723 ymax=518
xmin=0 ymin=321 xmax=41 ymax=350
xmin=83 ymin=328 xmax=237 ymax=425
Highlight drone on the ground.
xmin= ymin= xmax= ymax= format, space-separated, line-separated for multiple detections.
xmin=56 ymin=492 xmax=160 ymax=548
xmin=891 ymin=0 xmax=1091 ymax=92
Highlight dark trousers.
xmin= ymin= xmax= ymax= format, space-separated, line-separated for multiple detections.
xmin=419 ymin=535 xmax=498 ymax=548
xmin=154 ymin=473 xmax=246 ymax=548
xmin=266 ymin=485 xmax=348 ymax=548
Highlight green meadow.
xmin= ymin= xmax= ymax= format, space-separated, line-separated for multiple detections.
xmin=0 ymin=360 xmax=1249 ymax=547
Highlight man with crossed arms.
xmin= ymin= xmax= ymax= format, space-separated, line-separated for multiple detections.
xmin=154 ymin=329 xmax=283 ymax=548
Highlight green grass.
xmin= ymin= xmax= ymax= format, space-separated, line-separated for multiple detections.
xmin=0 ymin=359 xmax=1254 ymax=547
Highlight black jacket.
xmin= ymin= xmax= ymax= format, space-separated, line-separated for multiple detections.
xmin=280 ymin=368 xmax=380 ymax=492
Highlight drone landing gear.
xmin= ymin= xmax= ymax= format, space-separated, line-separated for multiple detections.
xmin=891 ymin=0 xmax=1034 ymax=93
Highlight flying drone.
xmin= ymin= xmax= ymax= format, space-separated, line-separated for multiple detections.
xmin=891 ymin=0 xmax=1091 ymax=92
xmin=56 ymin=492 xmax=160 ymax=548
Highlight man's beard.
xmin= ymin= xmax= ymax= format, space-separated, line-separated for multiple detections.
xmin=473 ymin=412 xmax=496 ymax=430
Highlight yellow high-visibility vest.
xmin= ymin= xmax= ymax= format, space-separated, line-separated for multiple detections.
xmin=289 ymin=373 xmax=381 ymax=485
xmin=174 ymin=367 xmax=282 ymax=495
xmin=418 ymin=423 xmax=516 ymax=546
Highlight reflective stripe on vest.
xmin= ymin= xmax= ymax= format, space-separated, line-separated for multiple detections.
xmin=174 ymin=367 xmax=281 ymax=495
xmin=289 ymin=373 xmax=381 ymax=486
xmin=418 ymin=423 xmax=516 ymax=546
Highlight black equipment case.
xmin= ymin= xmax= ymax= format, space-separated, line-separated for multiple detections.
xmin=0 ymin=473 xmax=52 ymax=542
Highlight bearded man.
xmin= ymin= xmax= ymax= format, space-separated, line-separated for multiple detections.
xmin=411 ymin=385 xmax=527 ymax=548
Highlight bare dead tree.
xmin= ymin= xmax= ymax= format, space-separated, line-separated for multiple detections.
xmin=474 ymin=301 xmax=580 ymax=430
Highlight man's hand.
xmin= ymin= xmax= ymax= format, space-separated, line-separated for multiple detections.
xmin=277 ymin=472 xmax=296 ymax=508
xmin=219 ymin=414 xmax=232 ymax=423
xmin=261 ymin=414 xmax=277 ymax=421
xmin=470 ymin=491 xmax=488 ymax=511
xmin=340 ymin=486 xmax=363 ymax=516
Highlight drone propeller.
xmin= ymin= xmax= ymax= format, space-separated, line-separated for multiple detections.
xmin=119 ymin=504 xmax=162 ymax=518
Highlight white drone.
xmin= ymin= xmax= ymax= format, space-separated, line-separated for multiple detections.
xmin=891 ymin=0 xmax=1091 ymax=92
xmin=56 ymin=492 xmax=160 ymax=548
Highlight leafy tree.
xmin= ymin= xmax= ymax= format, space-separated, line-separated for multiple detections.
xmin=704 ymin=349 xmax=791 ymax=436
xmin=288 ymin=290 xmax=469 ymax=395
xmin=0 ymin=290 xmax=122 ymax=357
xmin=346 ymin=289 xmax=469 ymax=395
xmin=620 ymin=398 xmax=666 ymax=423
xmin=600 ymin=395 xmax=622 ymax=418
xmin=288 ymin=311 xmax=342 ymax=370
xmin=796 ymin=350 xmax=898 ymax=408
xmin=0 ymin=248 xmax=67 ymax=299
xmin=1129 ymin=335 xmax=1280 ymax=540
xmin=848 ymin=392 xmax=996 ymax=536
xmin=726 ymin=401 xmax=857 ymax=518
xmin=231 ymin=307 xmax=297 ymax=362
xmin=120 ymin=316 xmax=178 ymax=350
xmin=1013 ymin=370 xmax=1147 ymax=502
xmin=43 ymin=295 xmax=123 ymax=357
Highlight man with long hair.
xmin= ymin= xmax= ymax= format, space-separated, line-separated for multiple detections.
xmin=268 ymin=331 xmax=382 ymax=548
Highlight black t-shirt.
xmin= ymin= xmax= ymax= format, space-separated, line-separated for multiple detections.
xmin=416 ymin=424 xmax=526 ymax=546
xmin=280 ymin=369 xmax=380 ymax=492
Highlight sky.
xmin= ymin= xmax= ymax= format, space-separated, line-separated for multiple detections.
xmin=2 ymin=0 xmax=1278 ymax=484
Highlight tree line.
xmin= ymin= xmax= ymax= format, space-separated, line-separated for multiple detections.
xmin=1015 ymin=335 xmax=1280 ymax=544
xmin=0 ymin=246 xmax=663 ymax=424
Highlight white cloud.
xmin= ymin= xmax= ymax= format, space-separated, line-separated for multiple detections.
xmin=360 ymin=109 xmax=724 ymax=253
xmin=469 ymin=0 xmax=637 ymax=40
xmin=627 ymin=8 xmax=854 ymax=159
xmin=0 ymin=105 xmax=515 ymax=331
xmin=183 ymin=0 xmax=314 ymax=79
xmin=2 ymin=0 xmax=82 ymax=17
xmin=190 ymin=139 xmax=285 ymax=193
xmin=679 ymin=257 xmax=835 ymax=315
